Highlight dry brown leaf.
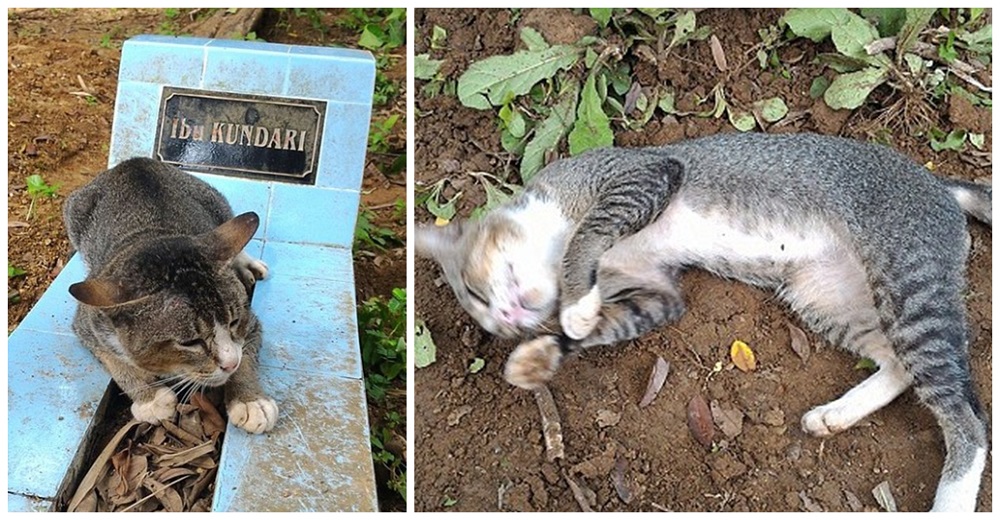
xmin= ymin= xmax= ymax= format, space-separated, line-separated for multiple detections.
xmin=140 ymin=476 xmax=184 ymax=512
xmin=730 ymin=339 xmax=757 ymax=372
xmin=565 ymin=472 xmax=596 ymax=512
xmin=710 ymin=34 xmax=728 ymax=72
xmin=67 ymin=420 xmax=140 ymax=512
xmin=787 ymin=323 xmax=811 ymax=363
xmin=155 ymin=441 xmax=215 ymax=468
xmin=152 ymin=466 xmax=197 ymax=483
xmin=872 ymin=480 xmax=897 ymax=512
xmin=612 ymin=456 xmax=632 ymax=504
xmin=161 ymin=418 xmax=204 ymax=446
xmin=187 ymin=455 xmax=218 ymax=470
xmin=638 ymin=356 xmax=670 ymax=408
xmin=710 ymin=400 xmax=745 ymax=439
xmin=74 ymin=490 xmax=98 ymax=512
xmin=179 ymin=407 xmax=206 ymax=440
xmin=185 ymin=467 xmax=218 ymax=506
xmin=191 ymin=392 xmax=226 ymax=438
xmin=687 ymin=394 xmax=714 ymax=448
xmin=148 ymin=425 xmax=168 ymax=446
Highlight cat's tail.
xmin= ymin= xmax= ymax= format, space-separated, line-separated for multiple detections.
xmin=940 ymin=177 xmax=991 ymax=227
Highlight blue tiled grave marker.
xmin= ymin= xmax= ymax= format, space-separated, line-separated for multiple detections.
xmin=7 ymin=36 xmax=377 ymax=511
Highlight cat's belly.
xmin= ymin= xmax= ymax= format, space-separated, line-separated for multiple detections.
xmin=602 ymin=198 xmax=840 ymax=286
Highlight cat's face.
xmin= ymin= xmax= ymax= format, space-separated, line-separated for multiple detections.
xmin=71 ymin=213 xmax=259 ymax=388
xmin=417 ymin=212 xmax=560 ymax=338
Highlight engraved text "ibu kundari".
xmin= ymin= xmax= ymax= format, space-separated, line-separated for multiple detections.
xmin=169 ymin=118 xmax=307 ymax=152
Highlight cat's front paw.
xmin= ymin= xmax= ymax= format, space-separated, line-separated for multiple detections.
xmin=131 ymin=387 xmax=178 ymax=425
xmin=504 ymin=336 xmax=563 ymax=389
xmin=228 ymin=397 xmax=279 ymax=434
xmin=560 ymin=285 xmax=602 ymax=340
xmin=246 ymin=258 xmax=269 ymax=280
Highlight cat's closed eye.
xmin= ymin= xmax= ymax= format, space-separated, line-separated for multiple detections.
xmin=177 ymin=338 xmax=205 ymax=349
xmin=229 ymin=317 xmax=240 ymax=329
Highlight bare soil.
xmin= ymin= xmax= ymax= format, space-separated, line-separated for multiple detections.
xmin=7 ymin=8 xmax=406 ymax=512
xmin=413 ymin=8 xmax=992 ymax=512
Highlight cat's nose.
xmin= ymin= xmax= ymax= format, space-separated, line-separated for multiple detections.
xmin=220 ymin=359 xmax=240 ymax=373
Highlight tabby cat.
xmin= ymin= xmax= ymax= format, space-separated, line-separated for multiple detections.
xmin=417 ymin=132 xmax=991 ymax=511
xmin=65 ymin=158 xmax=278 ymax=434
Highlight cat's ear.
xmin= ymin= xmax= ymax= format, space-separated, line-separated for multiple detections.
xmin=415 ymin=221 xmax=465 ymax=262
xmin=69 ymin=279 xmax=136 ymax=307
xmin=203 ymin=212 xmax=259 ymax=263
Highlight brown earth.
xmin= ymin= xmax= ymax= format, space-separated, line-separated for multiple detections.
xmin=7 ymin=8 xmax=406 ymax=512
xmin=413 ymin=8 xmax=992 ymax=512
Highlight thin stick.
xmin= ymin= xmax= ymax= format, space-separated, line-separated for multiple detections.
xmin=533 ymin=386 xmax=564 ymax=462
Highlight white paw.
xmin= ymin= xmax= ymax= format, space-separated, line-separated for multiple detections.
xmin=801 ymin=403 xmax=856 ymax=437
xmin=228 ymin=397 xmax=279 ymax=434
xmin=247 ymin=258 xmax=268 ymax=280
xmin=560 ymin=285 xmax=602 ymax=340
xmin=504 ymin=336 xmax=563 ymax=390
xmin=131 ymin=387 xmax=178 ymax=425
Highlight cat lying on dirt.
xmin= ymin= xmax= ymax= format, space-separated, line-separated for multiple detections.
xmin=417 ymin=132 xmax=991 ymax=511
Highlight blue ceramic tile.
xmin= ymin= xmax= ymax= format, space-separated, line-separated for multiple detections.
xmin=259 ymin=241 xmax=352 ymax=283
xmin=7 ymin=331 xmax=108 ymax=499
xmin=118 ymin=37 xmax=206 ymax=87
xmin=251 ymin=274 xmax=360 ymax=379
xmin=313 ymin=103 xmax=371 ymax=190
xmin=266 ymin=184 xmax=359 ymax=247
xmin=108 ymin=81 xmax=161 ymax=163
xmin=206 ymin=38 xmax=291 ymax=54
xmin=8 ymin=493 xmax=52 ymax=512
xmin=16 ymin=257 xmax=87 ymax=336
xmin=188 ymin=173 xmax=272 ymax=240
xmin=204 ymin=46 xmax=289 ymax=95
xmin=213 ymin=370 xmax=375 ymax=512
xmin=286 ymin=51 xmax=375 ymax=105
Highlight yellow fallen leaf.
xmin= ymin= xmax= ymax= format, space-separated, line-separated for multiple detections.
xmin=434 ymin=216 xmax=450 ymax=226
xmin=730 ymin=339 xmax=756 ymax=372
xmin=924 ymin=161 xmax=935 ymax=171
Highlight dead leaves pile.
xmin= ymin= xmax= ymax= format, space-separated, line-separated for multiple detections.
xmin=67 ymin=393 xmax=226 ymax=512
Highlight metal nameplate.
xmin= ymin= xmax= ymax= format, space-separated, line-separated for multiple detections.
xmin=154 ymin=87 xmax=326 ymax=184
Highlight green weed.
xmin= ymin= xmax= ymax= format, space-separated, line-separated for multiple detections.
xmin=25 ymin=174 xmax=59 ymax=219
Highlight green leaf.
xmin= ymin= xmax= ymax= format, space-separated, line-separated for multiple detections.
xmin=520 ymin=26 xmax=549 ymax=52
xmin=809 ymin=76 xmax=831 ymax=99
xmin=658 ymin=88 xmax=677 ymax=114
xmin=783 ymin=8 xmax=851 ymax=42
xmin=8 ymin=263 xmax=26 ymax=279
xmin=754 ymin=97 xmax=788 ymax=123
xmin=468 ymin=357 xmax=486 ymax=374
xmin=969 ymin=132 xmax=985 ymax=150
xmin=443 ymin=497 xmax=458 ymax=507
xmin=414 ymin=321 xmax=437 ymax=368
xmin=457 ymin=45 xmax=582 ymax=110
xmin=26 ymin=174 xmax=58 ymax=197
xmin=930 ymin=129 xmax=967 ymax=152
xmin=414 ymin=54 xmax=444 ymax=80
xmin=670 ymin=11 xmax=697 ymax=48
xmin=521 ymin=78 xmax=579 ymax=183
xmin=860 ymin=8 xmax=906 ymax=37
xmin=938 ymin=30 xmax=958 ymax=63
xmin=728 ymin=108 xmax=756 ymax=132
xmin=589 ymin=8 xmax=612 ymax=28
xmin=568 ymin=74 xmax=614 ymax=156
xmin=430 ymin=25 xmax=448 ymax=49
xmin=358 ymin=24 xmax=385 ymax=50
xmin=829 ymin=11 xmax=880 ymax=59
xmin=823 ymin=66 xmax=889 ymax=110
xmin=584 ymin=47 xmax=599 ymax=68
xmin=854 ymin=358 xmax=878 ymax=371
xmin=896 ymin=8 xmax=935 ymax=57
xmin=957 ymin=24 xmax=991 ymax=55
